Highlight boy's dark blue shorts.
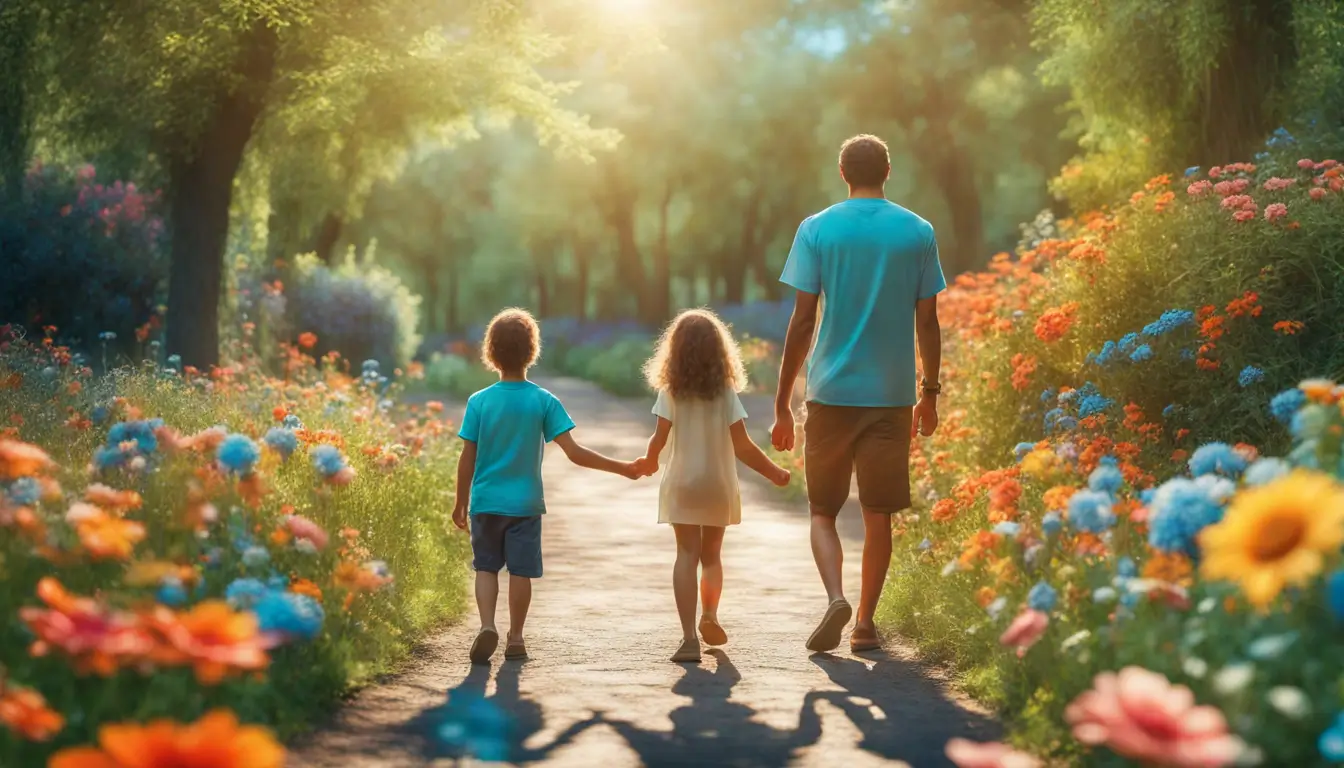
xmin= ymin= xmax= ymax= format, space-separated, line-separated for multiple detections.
xmin=470 ymin=513 xmax=543 ymax=578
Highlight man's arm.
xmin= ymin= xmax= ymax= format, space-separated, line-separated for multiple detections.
xmin=771 ymin=290 xmax=820 ymax=450
xmin=913 ymin=295 xmax=941 ymax=437
xmin=553 ymin=431 xmax=640 ymax=478
xmin=451 ymin=441 xmax=477 ymax=530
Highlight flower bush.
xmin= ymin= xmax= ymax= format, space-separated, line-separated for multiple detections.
xmin=0 ymin=325 xmax=468 ymax=765
xmin=883 ymin=156 xmax=1344 ymax=765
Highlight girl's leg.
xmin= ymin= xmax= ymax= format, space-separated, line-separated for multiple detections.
xmin=671 ymin=524 xmax=703 ymax=642
xmin=699 ymin=526 xmax=726 ymax=623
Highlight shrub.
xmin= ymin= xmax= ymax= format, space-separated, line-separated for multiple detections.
xmin=0 ymin=327 xmax=467 ymax=765
xmin=0 ymin=163 xmax=166 ymax=363
xmin=419 ymin=351 xmax=497 ymax=399
xmin=877 ymin=153 xmax=1344 ymax=764
xmin=286 ymin=250 xmax=422 ymax=371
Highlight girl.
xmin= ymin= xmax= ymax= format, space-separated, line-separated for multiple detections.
xmin=636 ymin=309 xmax=791 ymax=663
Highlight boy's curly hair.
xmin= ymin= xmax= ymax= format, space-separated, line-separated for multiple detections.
xmin=643 ymin=308 xmax=746 ymax=400
xmin=481 ymin=308 xmax=541 ymax=375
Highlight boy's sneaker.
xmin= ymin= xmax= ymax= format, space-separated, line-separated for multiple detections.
xmin=470 ymin=629 xmax=499 ymax=664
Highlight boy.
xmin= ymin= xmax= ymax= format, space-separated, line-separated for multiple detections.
xmin=452 ymin=308 xmax=640 ymax=664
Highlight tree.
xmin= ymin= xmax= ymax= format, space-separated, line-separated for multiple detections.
xmin=27 ymin=0 xmax=627 ymax=367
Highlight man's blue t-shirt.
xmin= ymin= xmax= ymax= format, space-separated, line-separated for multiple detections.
xmin=779 ymin=198 xmax=947 ymax=408
xmin=458 ymin=381 xmax=575 ymax=516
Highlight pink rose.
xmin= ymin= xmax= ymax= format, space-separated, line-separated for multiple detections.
xmin=999 ymin=609 xmax=1048 ymax=657
xmin=945 ymin=738 xmax=1041 ymax=768
xmin=1065 ymin=667 xmax=1244 ymax=768
xmin=285 ymin=514 xmax=329 ymax=550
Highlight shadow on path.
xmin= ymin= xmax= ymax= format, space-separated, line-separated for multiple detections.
xmin=603 ymin=649 xmax=822 ymax=768
xmin=410 ymin=660 xmax=601 ymax=764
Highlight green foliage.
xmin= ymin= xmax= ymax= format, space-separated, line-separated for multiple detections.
xmin=287 ymin=250 xmax=423 ymax=370
xmin=417 ymin=352 xmax=497 ymax=400
xmin=549 ymin=337 xmax=655 ymax=398
xmin=0 ymin=332 xmax=468 ymax=764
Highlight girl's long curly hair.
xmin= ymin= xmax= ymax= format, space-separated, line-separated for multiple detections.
xmin=643 ymin=309 xmax=747 ymax=400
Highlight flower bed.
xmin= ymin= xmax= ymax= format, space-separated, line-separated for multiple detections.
xmin=883 ymin=155 xmax=1344 ymax=765
xmin=0 ymin=326 xmax=468 ymax=765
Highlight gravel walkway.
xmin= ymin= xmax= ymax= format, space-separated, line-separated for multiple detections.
xmin=289 ymin=377 xmax=998 ymax=767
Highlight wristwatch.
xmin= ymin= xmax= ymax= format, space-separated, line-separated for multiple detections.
xmin=920 ymin=378 xmax=941 ymax=396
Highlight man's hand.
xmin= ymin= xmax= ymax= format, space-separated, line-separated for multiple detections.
xmin=451 ymin=505 xmax=468 ymax=531
xmin=770 ymin=407 xmax=796 ymax=452
xmin=618 ymin=460 xmax=646 ymax=480
xmin=631 ymin=456 xmax=658 ymax=477
xmin=912 ymin=396 xmax=939 ymax=438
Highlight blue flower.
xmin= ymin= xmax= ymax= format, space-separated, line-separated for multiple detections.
xmin=1117 ymin=333 xmax=1140 ymax=352
xmin=1027 ymin=581 xmax=1058 ymax=612
xmin=1088 ymin=464 xmax=1124 ymax=495
xmin=1180 ymin=348 xmax=1196 ymax=361
xmin=362 ymin=359 xmax=380 ymax=374
xmin=1142 ymin=309 xmax=1195 ymax=337
xmin=1078 ymin=394 xmax=1113 ymax=419
xmin=1013 ymin=442 xmax=1037 ymax=461
xmin=1041 ymin=512 xmax=1063 ymax=535
xmin=263 ymin=427 xmax=299 ymax=460
xmin=992 ymin=521 xmax=1021 ymax=537
xmin=90 ymin=405 xmax=111 ymax=425
xmin=1319 ymin=712 xmax=1344 ymax=763
xmin=918 ymin=538 xmax=932 ymax=551
xmin=254 ymin=591 xmax=325 ymax=641
xmin=1238 ymin=366 xmax=1266 ymax=388
xmin=106 ymin=420 xmax=163 ymax=455
xmin=1058 ymin=390 xmax=1077 ymax=405
xmin=1067 ymin=490 xmax=1115 ymax=533
xmin=1245 ymin=458 xmax=1291 ymax=486
xmin=1184 ymin=166 xmax=1200 ymax=177
xmin=282 ymin=414 xmax=304 ymax=429
xmin=6 ymin=477 xmax=41 ymax=505
xmin=157 ymin=579 xmax=188 ymax=607
xmin=1040 ymin=389 xmax=1056 ymax=404
xmin=242 ymin=546 xmax=271 ymax=569
xmin=93 ymin=446 xmax=127 ymax=470
xmin=1328 ymin=570 xmax=1344 ymax=623
xmin=1188 ymin=442 xmax=1247 ymax=477
xmin=1162 ymin=404 xmax=1178 ymax=419
xmin=1270 ymin=388 xmax=1306 ymax=425
xmin=1129 ymin=345 xmax=1153 ymax=363
xmin=1292 ymin=405 xmax=1329 ymax=441
xmin=217 ymin=434 xmax=261 ymax=475
xmin=1266 ymin=126 xmax=1295 ymax=148
xmin=1117 ymin=557 xmax=1137 ymax=579
xmin=1091 ymin=341 xmax=1118 ymax=366
xmin=1147 ymin=476 xmax=1233 ymax=556
xmin=226 ymin=578 xmax=269 ymax=609
xmin=310 ymin=444 xmax=347 ymax=476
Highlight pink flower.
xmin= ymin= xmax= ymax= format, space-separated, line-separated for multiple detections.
xmin=945 ymin=738 xmax=1042 ymax=768
xmin=1219 ymin=194 xmax=1256 ymax=211
xmin=329 ymin=466 xmax=356 ymax=487
xmin=1186 ymin=180 xmax=1212 ymax=197
xmin=1232 ymin=210 xmax=1256 ymax=222
xmin=1208 ymin=166 xmax=1222 ymax=178
xmin=1298 ymin=158 xmax=1316 ymax=169
xmin=1212 ymin=178 xmax=1249 ymax=196
xmin=999 ymin=609 xmax=1048 ymax=657
xmin=1262 ymin=177 xmax=1295 ymax=192
xmin=1264 ymin=202 xmax=1288 ymax=222
xmin=1311 ymin=187 xmax=1329 ymax=201
xmin=1066 ymin=667 xmax=1244 ymax=767
xmin=284 ymin=515 xmax=329 ymax=550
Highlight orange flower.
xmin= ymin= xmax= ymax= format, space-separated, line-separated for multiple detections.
xmin=20 ymin=578 xmax=156 ymax=676
xmin=84 ymin=484 xmax=143 ymax=512
xmin=289 ymin=578 xmax=323 ymax=602
xmin=1142 ymin=551 xmax=1194 ymax=586
xmin=297 ymin=332 xmax=318 ymax=349
xmin=149 ymin=603 xmax=270 ymax=685
xmin=271 ymin=406 xmax=287 ymax=422
xmin=0 ymin=439 xmax=54 ymax=480
xmin=1010 ymin=354 xmax=1037 ymax=391
xmin=974 ymin=586 xmax=997 ymax=608
xmin=49 ymin=709 xmax=284 ymax=768
xmin=1274 ymin=320 xmax=1305 ymax=335
xmin=73 ymin=506 xmax=146 ymax=561
xmin=1033 ymin=303 xmax=1079 ymax=343
xmin=1043 ymin=485 xmax=1077 ymax=512
xmin=0 ymin=685 xmax=65 ymax=742
xmin=1225 ymin=291 xmax=1262 ymax=319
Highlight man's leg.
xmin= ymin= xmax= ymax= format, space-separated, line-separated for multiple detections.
xmin=810 ymin=509 xmax=845 ymax=604
xmin=803 ymin=403 xmax=856 ymax=652
xmin=851 ymin=407 xmax=913 ymax=646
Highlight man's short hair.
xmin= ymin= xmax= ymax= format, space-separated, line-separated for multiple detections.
xmin=839 ymin=134 xmax=890 ymax=189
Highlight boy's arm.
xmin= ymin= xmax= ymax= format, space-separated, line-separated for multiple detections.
xmin=636 ymin=418 xmax=672 ymax=476
xmin=730 ymin=420 xmax=791 ymax=486
xmin=451 ymin=441 xmax=477 ymax=530
xmin=553 ymin=431 xmax=641 ymax=479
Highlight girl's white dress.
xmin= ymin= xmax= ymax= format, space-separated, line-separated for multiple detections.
xmin=652 ymin=387 xmax=748 ymax=527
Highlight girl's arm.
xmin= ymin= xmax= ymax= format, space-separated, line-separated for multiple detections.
xmin=730 ymin=420 xmax=791 ymax=486
xmin=553 ymin=431 xmax=641 ymax=478
xmin=635 ymin=417 xmax=672 ymax=476
xmin=452 ymin=441 xmax=477 ymax=530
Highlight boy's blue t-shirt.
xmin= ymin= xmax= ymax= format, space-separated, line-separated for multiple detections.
xmin=458 ymin=381 xmax=575 ymax=517
xmin=779 ymin=198 xmax=947 ymax=408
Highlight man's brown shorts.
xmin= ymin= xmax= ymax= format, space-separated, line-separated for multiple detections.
xmin=803 ymin=402 xmax=913 ymax=516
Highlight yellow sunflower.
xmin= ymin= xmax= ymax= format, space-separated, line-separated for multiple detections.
xmin=1199 ymin=470 xmax=1344 ymax=609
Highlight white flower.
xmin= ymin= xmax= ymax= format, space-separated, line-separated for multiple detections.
xmin=1247 ymin=632 xmax=1297 ymax=661
xmin=1182 ymin=657 xmax=1209 ymax=679
xmin=1197 ymin=597 xmax=1217 ymax=613
xmin=1267 ymin=686 xmax=1311 ymax=719
xmin=941 ymin=560 xmax=961 ymax=577
xmin=1212 ymin=663 xmax=1255 ymax=696
xmin=986 ymin=597 xmax=1008 ymax=620
xmin=1061 ymin=630 xmax=1091 ymax=651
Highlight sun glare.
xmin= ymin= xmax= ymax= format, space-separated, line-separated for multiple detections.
xmin=596 ymin=0 xmax=651 ymax=16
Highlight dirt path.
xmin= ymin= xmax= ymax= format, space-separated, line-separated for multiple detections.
xmin=290 ymin=377 xmax=998 ymax=768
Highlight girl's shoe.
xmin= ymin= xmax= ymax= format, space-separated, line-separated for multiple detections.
xmin=671 ymin=637 xmax=702 ymax=663
xmin=698 ymin=618 xmax=728 ymax=646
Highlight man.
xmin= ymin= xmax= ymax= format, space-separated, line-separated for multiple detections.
xmin=771 ymin=134 xmax=945 ymax=654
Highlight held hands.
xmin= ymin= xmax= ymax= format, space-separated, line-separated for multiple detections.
xmin=622 ymin=456 xmax=658 ymax=480
xmin=770 ymin=465 xmax=792 ymax=488
xmin=912 ymin=395 xmax=939 ymax=438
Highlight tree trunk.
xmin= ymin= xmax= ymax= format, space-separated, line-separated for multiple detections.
xmin=311 ymin=211 xmax=345 ymax=265
xmin=722 ymin=250 xmax=748 ymax=305
xmin=651 ymin=185 xmax=673 ymax=322
xmin=572 ymin=238 xmax=590 ymax=321
xmin=163 ymin=24 xmax=278 ymax=369
xmin=0 ymin=5 xmax=35 ymax=198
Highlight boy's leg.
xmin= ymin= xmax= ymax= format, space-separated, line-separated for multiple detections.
xmin=502 ymin=515 xmax=543 ymax=648
xmin=699 ymin=525 xmax=725 ymax=622
xmin=476 ymin=571 xmax=500 ymax=632
xmin=471 ymin=514 xmax=507 ymax=633
xmin=671 ymin=523 xmax=702 ymax=642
